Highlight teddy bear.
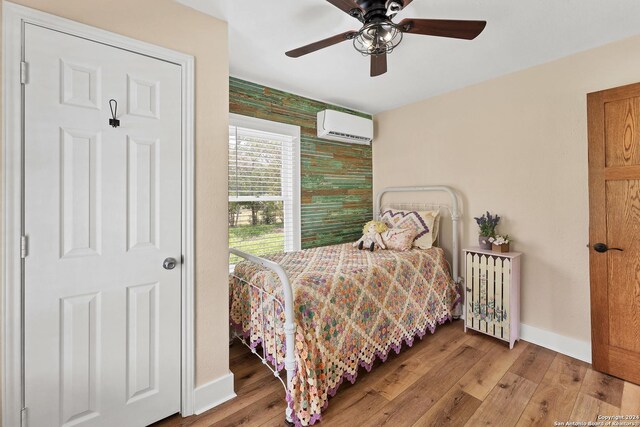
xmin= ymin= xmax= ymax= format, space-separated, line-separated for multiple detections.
xmin=354 ymin=220 xmax=388 ymax=251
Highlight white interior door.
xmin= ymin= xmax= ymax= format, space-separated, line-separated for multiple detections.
xmin=23 ymin=23 xmax=182 ymax=427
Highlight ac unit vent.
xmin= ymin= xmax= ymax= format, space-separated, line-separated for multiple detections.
xmin=327 ymin=131 xmax=371 ymax=142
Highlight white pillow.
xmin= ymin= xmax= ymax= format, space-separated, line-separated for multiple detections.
xmin=381 ymin=227 xmax=418 ymax=251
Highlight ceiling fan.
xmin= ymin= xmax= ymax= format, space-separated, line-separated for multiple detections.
xmin=285 ymin=0 xmax=486 ymax=77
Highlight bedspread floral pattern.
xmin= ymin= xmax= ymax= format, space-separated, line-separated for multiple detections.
xmin=229 ymin=243 xmax=460 ymax=426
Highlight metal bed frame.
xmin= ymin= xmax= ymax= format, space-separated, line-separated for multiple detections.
xmin=229 ymin=185 xmax=462 ymax=424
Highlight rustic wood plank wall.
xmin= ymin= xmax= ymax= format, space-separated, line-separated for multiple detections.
xmin=229 ymin=77 xmax=373 ymax=249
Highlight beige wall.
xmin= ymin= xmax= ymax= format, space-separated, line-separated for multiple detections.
xmin=0 ymin=0 xmax=230 ymax=386
xmin=374 ymin=35 xmax=640 ymax=344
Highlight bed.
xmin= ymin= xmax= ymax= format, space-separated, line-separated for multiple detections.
xmin=229 ymin=186 xmax=463 ymax=426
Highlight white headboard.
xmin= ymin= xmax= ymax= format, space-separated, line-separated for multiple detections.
xmin=374 ymin=186 xmax=462 ymax=285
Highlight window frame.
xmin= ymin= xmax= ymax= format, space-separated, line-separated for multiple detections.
xmin=229 ymin=113 xmax=302 ymax=253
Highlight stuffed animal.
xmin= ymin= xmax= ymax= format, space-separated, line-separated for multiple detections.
xmin=354 ymin=220 xmax=388 ymax=251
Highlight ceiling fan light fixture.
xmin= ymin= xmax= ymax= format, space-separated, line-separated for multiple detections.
xmin=353 ymin=21 xmax=403 ymax=56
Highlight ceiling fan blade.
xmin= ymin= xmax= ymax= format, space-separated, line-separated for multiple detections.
xmin=398 ymin=18 xmax=487 ymax=40
xmin=371 ymin=53 xmax=388 ymax=77
xmin=326 ymin=0 xmax=362 ymax=16
xmin=286 ymin=31 xmax=358 ymax=58
xmin=402 ymin=0 xmax=414 ymax=8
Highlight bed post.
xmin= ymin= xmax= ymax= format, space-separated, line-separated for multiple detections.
xmin=277 ymin=270 xmax=296 ymax=425
xmin=229 ymin=248 xmax=297 ymax=424
xmin=267 ymin=264 xmax=296 ymax=424
xmin=451 ymin=203 xmax=461 ymax=281
xmin=444 ymin=186 xmax=462 ymax=285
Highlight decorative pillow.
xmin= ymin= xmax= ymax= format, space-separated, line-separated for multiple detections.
xmin=380 ymin=208 xmax=439 ymax=249
xmin=382 ymin=227 xmax=418 ymax=251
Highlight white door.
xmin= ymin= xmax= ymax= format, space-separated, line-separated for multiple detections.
xmin=23 ymin=24 xmax=182 ymax=427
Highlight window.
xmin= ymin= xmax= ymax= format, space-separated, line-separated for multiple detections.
xmin=228 ymin=114 xmax=301 ymax=265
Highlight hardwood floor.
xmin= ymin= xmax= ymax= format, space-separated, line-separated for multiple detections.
xmin=153 ymin=321 xmax=639 ymax=427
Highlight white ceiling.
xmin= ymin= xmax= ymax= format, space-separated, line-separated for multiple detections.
xmin=176 ymin=0 xmax=640 ymax=114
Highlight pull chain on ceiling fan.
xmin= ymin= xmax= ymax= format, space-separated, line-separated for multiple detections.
xmin=285 ymin=0 xmax=487 ymax=77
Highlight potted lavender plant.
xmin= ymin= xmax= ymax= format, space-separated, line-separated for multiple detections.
xmin=474 ymin=211 xmax=500 ymax=250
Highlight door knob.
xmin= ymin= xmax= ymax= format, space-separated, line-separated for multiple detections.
xmin=593 ymin=243 xmax=623 ymax=253
xmin=163 ymin=257 xmax=178 ymax=270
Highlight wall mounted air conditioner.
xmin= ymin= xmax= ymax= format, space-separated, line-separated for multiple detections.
xmin=317 ymin=109 xmax=373 ymax=145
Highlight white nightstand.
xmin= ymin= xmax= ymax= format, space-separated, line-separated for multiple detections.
xmin=463 ymin=247 xmax=522 ymax=349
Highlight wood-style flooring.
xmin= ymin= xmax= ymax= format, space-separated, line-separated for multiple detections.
xmin=153 ymin=320 xmax=640 ymax=426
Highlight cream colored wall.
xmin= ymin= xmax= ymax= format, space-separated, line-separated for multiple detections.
xmin=374 ymin=35 xmax=640 ymax=344
xmin=0 ymin=0 xmax=230 ymax=387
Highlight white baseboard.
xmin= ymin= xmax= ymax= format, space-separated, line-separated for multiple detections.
xmin=520 ymin=323 xmax=592 ymax=364
xmin=194 ymin=371 xmax=236 ymax=415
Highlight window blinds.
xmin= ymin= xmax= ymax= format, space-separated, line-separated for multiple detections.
xmin=228 ymin=126 xmax=296 ymax=264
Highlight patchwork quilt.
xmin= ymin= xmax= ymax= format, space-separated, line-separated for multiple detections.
xmin=229 ymin=243 xmax=460 ymax=426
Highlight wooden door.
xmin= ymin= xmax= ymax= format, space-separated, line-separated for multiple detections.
xmin=588 ymin=82 xmax=640 ymax=385
xmin=24 ymin=24 xmax=183 ymax=426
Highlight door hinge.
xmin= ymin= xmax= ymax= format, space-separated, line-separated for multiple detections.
xmin=20 ymin=61 xmax=28 ymax=85
xmin=21 ymin=235 xmax=28 ymax=258
xmin=20 ymin=407 xmax=27 ymax=427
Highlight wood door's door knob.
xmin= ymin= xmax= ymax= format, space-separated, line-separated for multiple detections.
xmin=593 ymin=243 xmax=623 ymax=253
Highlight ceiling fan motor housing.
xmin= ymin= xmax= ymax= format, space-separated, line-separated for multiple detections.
xmin=356 ymin=0 xmax=403 ymax=22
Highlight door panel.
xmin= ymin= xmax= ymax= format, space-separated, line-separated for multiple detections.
xmin=605 ymin=98 xmax=640 ymax=167
xmin=126 ymin=282 xmax=159 ymax=403
xmin=60 ymin=127 xmax=102 ymax=258
xmin=60 ymin=59 xmax=102 ymax=110
xmin=60 ymin=292 xmax=101 ymax=426
xmin=605 ymin=180 xmax=640 ymax=353
xmin=588 ymin=83 xmax=640 ymax=386
xmin=127 ymin=137 xmax=160 ymax=250
xmin=24 ymin=23 xmax=182 ymax=426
